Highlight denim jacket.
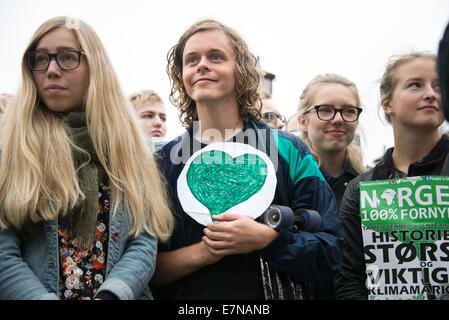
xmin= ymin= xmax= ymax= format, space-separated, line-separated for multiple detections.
xmin=0 ymin=201 xmax=157 ymax=300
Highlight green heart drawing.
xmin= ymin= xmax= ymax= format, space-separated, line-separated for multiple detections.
xmin=186 ymin=150 xmax=268 ymax=217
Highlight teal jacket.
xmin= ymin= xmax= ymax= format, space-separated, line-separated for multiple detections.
xmin=156 ymin=117 xmax=343 ymax=299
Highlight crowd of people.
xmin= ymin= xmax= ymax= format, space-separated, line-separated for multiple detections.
xmin=0 ymin=15 xmax=448 ymax=301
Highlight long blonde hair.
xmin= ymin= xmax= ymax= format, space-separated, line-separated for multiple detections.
xmin=0 ymin=17 xmax=173 ymax=241
xmin=0 ymin=93 xmax=13 ymax=114
xmin=297 ymin=73 xmax=366 ymax=174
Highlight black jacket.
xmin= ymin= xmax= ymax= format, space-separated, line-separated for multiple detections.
xmin=155 ymin=117 xmax=343 ymax=299
xmin=438 ymin=19 xmax=449 ymax=121
xmin=312 ymin=162 xmax=359 ymax=300
xmin=321 ymin=162 xmax=360 ymax=209
xmin=335 ymin=134 xmax=449 ymax=300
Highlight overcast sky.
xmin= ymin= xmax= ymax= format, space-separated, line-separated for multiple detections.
xmin=1 ymin=0 xmax=449 ymax=165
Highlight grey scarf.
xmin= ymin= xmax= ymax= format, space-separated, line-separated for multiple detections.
xmin=63 ymin=112 xmax=106 ymax=247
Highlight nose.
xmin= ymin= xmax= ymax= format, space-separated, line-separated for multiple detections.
xmin=46 ymin=58 xmax=62 ymax=77
xmin=197 ymin=56 xmax=210 ymax=72
xmin=331 ymin=110 xmax=344 ymax=123
xmin=152 ymin=116 xmax=162 ymax=127
xmin=423 ymin=83 xmax=437 ymax=101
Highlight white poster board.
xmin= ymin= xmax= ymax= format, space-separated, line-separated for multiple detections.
xmin=177 ymin=142 xmax=277 ymax=226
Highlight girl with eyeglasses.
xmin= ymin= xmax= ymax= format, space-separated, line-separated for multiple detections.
xmin=298 ymin=73 xmax=367 ymax=209
xmin=0 ymin=16 xmax=174 ymax=300
xmin=336 ymin=52 xmax=446 ymax=299
xmin=297 ymin=73 xmax=366 ymax=299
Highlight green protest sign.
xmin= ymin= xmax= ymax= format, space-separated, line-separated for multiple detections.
xmin=359 ymin=176 xmax=449 ymax=300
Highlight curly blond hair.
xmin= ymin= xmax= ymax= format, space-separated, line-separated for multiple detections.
xmin=167 ymin=19 xmax=263 ymax=127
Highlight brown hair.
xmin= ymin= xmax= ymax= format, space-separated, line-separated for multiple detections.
xmin=167 ymin=19 xmax=263 ymax=127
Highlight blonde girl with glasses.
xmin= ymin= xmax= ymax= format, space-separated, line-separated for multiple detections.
xmin=298 ymin=73 xmax=367 ymax=208
xmin=0 ymin=16 xmax=174 ymax=300
xmin=297 ymin=73 xmax=366 ymax=299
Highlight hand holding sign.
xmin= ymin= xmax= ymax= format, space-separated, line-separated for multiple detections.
xmin=202 ymin=213 xmax=278 ymax=255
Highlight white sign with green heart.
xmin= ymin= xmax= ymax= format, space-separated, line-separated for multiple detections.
xmin=177 ymin=142 xmax=277 ymax=226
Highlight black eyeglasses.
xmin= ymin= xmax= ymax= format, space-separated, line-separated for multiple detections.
xmin=304 ymin=104 xmax=362 ymax=122
xmin=262 ymin=112 xmax=286 ymax=124
xmin=27 ymin=49 xmax=84 ymax=71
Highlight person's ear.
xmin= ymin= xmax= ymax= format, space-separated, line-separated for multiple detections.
xmin=381 ymin=98 xmax=393 ymax=118
xmin=298 ymin=114 xmax=308 ymax=133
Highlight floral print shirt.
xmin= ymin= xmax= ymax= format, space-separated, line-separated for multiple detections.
xmin=58 ymin=183 xmax=110 ymax=300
